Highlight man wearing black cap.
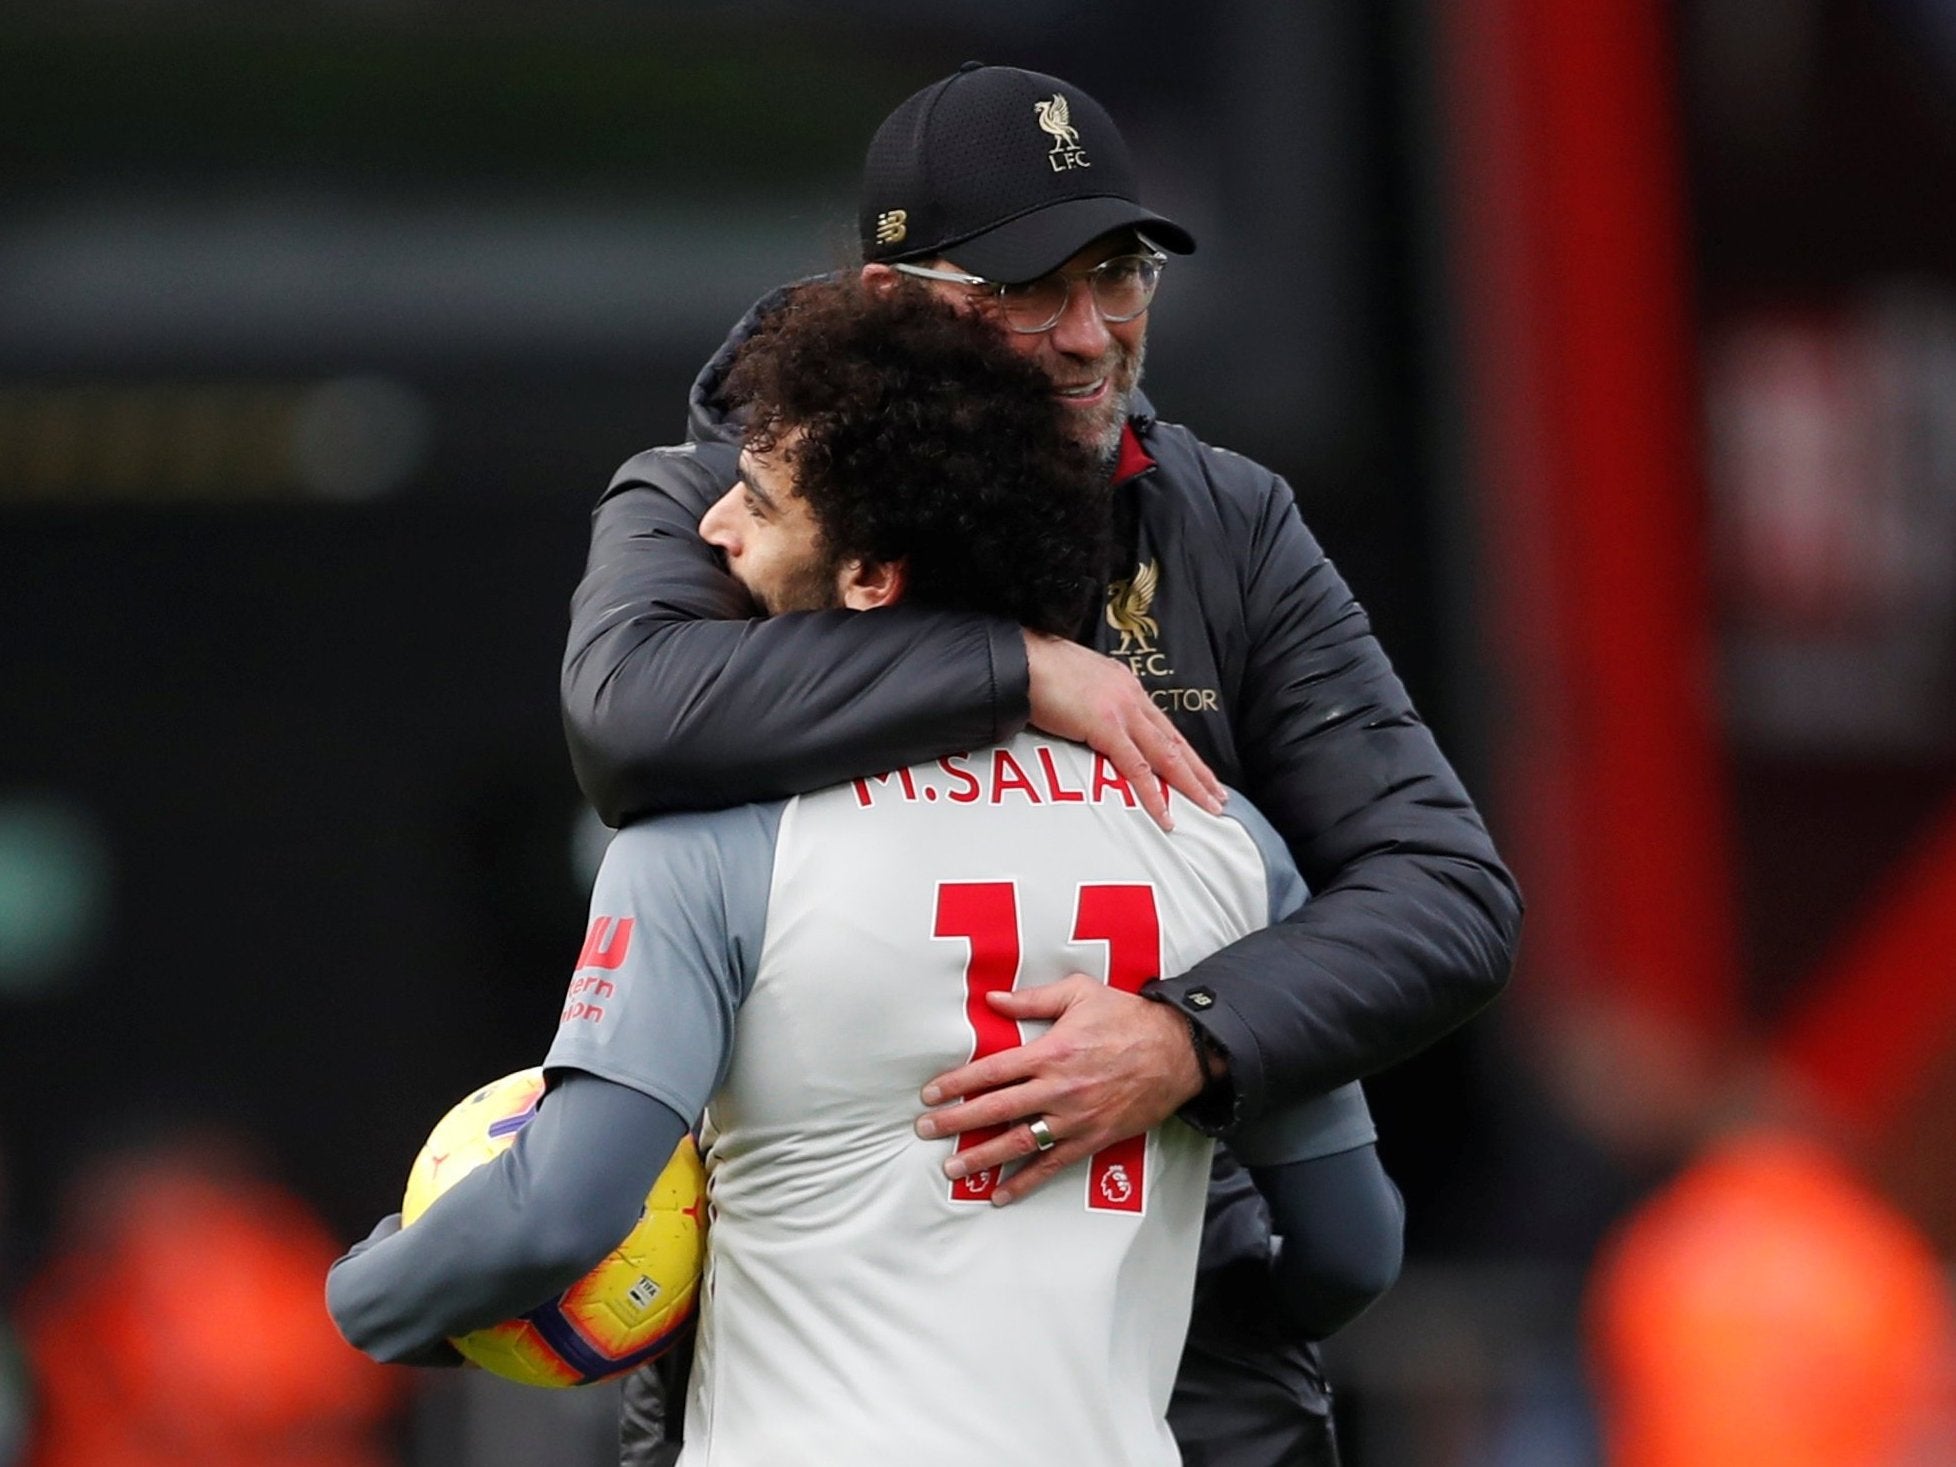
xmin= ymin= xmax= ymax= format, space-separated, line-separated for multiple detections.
xmin=853 ymin=61 xmax=1196 ymax=468
xmin=565 ymin=62 xmax=1522 ymax=1467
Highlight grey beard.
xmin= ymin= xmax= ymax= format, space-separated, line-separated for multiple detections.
xmin=1091 ymin=407 xmax=1126 ymax=466
xmin=1092 ymin=338 xmax=1146 ymax=463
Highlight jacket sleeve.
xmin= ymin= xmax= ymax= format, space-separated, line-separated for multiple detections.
xmin=1144 ymin=473 xmax=1523 ymax=1126
xmin=562 ymin=445 xmax=1033 ymax=825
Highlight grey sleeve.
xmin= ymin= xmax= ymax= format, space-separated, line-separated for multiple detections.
xmin=543 ymin=802 xmax=782 ymax=1124
xmin=1169 ymin=792 xmax=1397 ymax=1342
xmin=1222 ymin=787 xmax=1309 ymax=926
xmin=1215 ymin=792 xmax=1377 ymax=1166
xmin=1229 ymin=1080 xmax=1376 ymax=1166
xmin=1250 ymin=1145 xmax=1405 ymax=1341
xmin=326 ymin=1072 xmax=692 ymax=1363
xmin=327 ymin=803 xmax=781 ymax=1366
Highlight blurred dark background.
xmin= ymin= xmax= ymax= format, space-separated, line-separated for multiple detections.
xmin=3 ymin=2 xmax=1954 ymax=1464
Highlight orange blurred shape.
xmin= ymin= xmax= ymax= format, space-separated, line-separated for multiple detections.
xmin=1587 ymin=1127 xmax=1952 ymax=1467
xmin=21 ymin=1160 xmax=402 ymax=1467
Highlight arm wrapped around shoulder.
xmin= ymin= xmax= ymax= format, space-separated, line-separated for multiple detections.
xmin=562 ymin=448 xmax=1030 ymax=824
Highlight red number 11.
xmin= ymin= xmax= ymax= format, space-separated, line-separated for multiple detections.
xmin=932 ymin=881 xmax=1161 ymax=1212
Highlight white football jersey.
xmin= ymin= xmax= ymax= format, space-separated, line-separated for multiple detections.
xmin=544 ymin=732 xmax=1372 ymax=1467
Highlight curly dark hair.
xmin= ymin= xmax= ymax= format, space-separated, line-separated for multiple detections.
xmin=718 ymin=280 xmax=1109 ymax=636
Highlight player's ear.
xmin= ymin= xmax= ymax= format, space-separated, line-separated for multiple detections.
xmin=860 ymin=263 xmax=902 ymax=298
xmin=838 ymin=556 xmax=905 ymax=610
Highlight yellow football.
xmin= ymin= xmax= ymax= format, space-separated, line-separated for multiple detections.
xmin=401 ymin=1067 xmax=705 ymax=1387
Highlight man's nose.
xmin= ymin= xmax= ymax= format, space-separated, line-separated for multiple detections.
xmin=1046 ymin=279 xmax=1112 ymax=358
xmin=700 ymin=490 xmax=740 ymax=552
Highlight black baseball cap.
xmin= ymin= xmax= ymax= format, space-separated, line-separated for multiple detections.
xmin=860 ymin=63 xmax=1195 ymax=284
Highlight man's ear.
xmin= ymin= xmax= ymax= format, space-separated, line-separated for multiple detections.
xmin=839 ymin=557 xmax=906 ymax=610
xmin=860 ymin=263 xmax=902 ymax=297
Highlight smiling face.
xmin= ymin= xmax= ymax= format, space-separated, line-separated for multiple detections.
xmin=865 ymin=231 xmax=1150 ymax=461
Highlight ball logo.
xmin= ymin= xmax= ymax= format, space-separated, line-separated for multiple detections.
xmin=1098 ymin=1165 xmax=1134 ymax=1205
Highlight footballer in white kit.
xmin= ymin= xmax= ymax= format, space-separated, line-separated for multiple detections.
xmin=327 ymin=282 xmax=1395 ymax=1467
xmin=544 ymin=731 xmax=1371 ymax=1467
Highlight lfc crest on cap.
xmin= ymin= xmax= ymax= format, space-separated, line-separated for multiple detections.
xmin=1033 ymin=93 xmax=1090 ymax=172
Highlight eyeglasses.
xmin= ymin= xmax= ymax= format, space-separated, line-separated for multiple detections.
xmin=892 ymin=247 xmax=1167 ymax=334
